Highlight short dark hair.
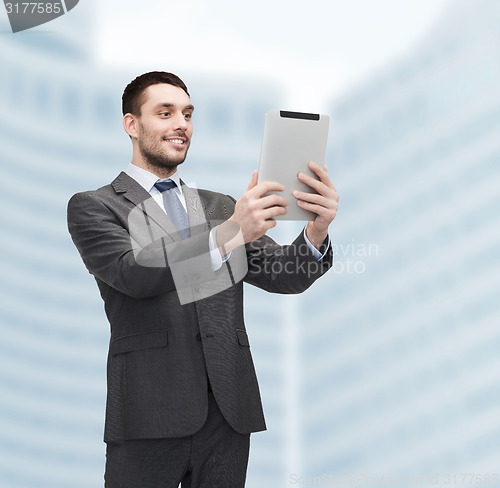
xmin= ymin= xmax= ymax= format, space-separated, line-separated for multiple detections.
xmin=122 ymin=71 xmax=190 ymax=116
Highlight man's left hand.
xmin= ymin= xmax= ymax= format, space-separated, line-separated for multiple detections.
xmin=292 ymin=161 xmax=339 ymax=251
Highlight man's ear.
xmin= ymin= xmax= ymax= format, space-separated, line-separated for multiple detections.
xmin=123 ymin=113 xmax=138 ymax=139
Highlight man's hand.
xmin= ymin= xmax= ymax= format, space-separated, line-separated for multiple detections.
xmin=230 ymin=170 xmax=288 ymax=243
xmin=292 ymin=162 xmax=339 ymax=250
xmin=216 ymin=171 xmax=288 ymax=254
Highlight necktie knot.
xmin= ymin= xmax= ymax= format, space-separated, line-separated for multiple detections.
xmin=154 ymin=179 xmax=177 ymax=193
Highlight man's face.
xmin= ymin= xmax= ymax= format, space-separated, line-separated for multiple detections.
xmin=134 ymin=83 xmax=194 ymax=171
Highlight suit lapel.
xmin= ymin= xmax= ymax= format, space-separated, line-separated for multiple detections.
xmin=112 ymin=172 xmax=179 ymax=242
xmin=182 ymin=182 xmax=210 ymax=237
xmin=112 ymin=172 xmax=210 ymax=242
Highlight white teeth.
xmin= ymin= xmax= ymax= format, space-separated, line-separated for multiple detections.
xmin=168 ymin=139 xmax=184 ymax=144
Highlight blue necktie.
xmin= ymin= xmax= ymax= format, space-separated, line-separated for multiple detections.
xmin=154 ymin=179 xmax=191 ymax=239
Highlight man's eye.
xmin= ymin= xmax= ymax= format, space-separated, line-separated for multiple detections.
xmin=184 ymin=113 xmax=192 ymax=119
xmin=160 ymin=112 xmax=170 ymax=117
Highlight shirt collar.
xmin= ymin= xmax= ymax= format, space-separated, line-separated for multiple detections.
xmin=126 ymin=163 xmax=183 ymax=195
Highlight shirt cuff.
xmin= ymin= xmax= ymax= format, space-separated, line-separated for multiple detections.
xmin=303 ymin=227 xmax=330 ymax=261
xmin=209 ymin=226 xmax=231 ymax=271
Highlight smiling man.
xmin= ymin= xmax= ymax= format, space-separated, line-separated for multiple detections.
xmin=67 ymin=71 xmax=339 ymax=488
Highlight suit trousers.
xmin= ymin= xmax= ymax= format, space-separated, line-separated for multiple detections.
xmin=104 ymin=391 xmax=251 ymax=488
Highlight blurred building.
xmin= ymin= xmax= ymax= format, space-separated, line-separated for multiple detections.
xmin=297 ymin=0 xmax=500 ymax=483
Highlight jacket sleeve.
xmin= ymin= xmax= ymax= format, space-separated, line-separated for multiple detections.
xmin=244 ymin=232 xmax=333 ymax=294
xmin=67 ymin=191 xmax=213 ymax=299
xmin=220 ymin=196 xmax=333 ymax=294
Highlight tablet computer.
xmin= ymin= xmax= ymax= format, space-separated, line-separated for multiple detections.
xmin=257 ymin=110 xmax=330 ymax=221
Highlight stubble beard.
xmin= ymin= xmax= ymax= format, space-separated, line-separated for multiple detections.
xmin=138 ymin=129 xmax=190 ymax=172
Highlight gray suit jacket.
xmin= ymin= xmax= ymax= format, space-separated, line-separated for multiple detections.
xmin=67 ymin=172 xmax=333 ymax=442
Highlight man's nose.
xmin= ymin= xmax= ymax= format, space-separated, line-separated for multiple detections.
xmin=173 ymin=112 xmax=188 ymax=130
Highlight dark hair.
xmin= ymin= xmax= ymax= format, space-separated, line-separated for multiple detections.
xmin=122 ymin=71 xmax=190 ymax=116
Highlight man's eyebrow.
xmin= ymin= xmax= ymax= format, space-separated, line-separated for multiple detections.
xmin=154 ymin=103 xmax=195 ymax=111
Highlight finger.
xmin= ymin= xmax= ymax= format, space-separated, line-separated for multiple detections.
xmin=294 ymin=188 xmax=339 ymax=205
xmin=298 ymin=172 xmax=330 ymax=194
xmin=261 ymin=205 xmax=287 ymax=220
xmin=263 ymin=218 xmax=278 ymax=231
xmin=299 ymin=171 xmax=339 ymax=196
xmin=296 ymin=199 xmax=337 ymax=218
xmin=250 ymin=180 xmax=285 ymax=198
xmin=292 ymin=190 xmax=325 ymax=206
xmin=259 ymin=194 xmax=288 ymax=209
xmin=307 ymin=162 xmax=336 ymax=190
xmin=317 ymin=164 xmax=338 ymax=193
xmin=319 ymin=163 xmax=338 ymax=193
xmin=246 ymin=170 xmax=259 ymax=191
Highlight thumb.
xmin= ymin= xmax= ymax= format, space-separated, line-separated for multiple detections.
xmin=246 ymin=170 xmax=258 ymax=191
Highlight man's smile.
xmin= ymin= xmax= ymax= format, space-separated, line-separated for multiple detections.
xmin=164 ymin=136 xmax=188 ymax=148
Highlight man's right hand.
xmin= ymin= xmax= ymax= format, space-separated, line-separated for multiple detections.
xmin=215 ymin=171 xmax=288 ymax=255
xmin=229 ymin=170 xmax=288 ymax=244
